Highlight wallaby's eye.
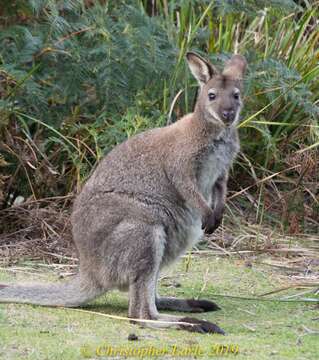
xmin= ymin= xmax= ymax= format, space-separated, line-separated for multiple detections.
xmin=233 ymin=91 xmax=240 ymax=100
xmin=208 ymin=92 xmax=216 ymax=101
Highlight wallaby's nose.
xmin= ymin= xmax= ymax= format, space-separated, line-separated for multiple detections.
xmin=222 ymin=109 xmax=235 ymax=122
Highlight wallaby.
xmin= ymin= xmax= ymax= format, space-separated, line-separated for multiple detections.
xmin=0 ymin=52 xmax=246 ymax=334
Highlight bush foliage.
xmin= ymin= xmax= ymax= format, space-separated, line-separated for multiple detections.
xmin=0 ymin=0 xmax=318 ymax=232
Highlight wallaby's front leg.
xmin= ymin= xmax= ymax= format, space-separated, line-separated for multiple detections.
xmin=210 ymin=172 xmax=228 ymax=233
xmin=171 ymin=168 xmax=216 ymax=234
xmin=186 ymin=184 xmax=217 ymax=234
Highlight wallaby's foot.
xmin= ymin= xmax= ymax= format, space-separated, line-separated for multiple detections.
xmin=133 ymin=313 xmax=225 ymax=335
xmin=187 ymin=299 xmax=220 ymax=312
xmin=179 ymin=317 xmax=225 ymax=335
xmin=156 ymin=297 xmax=220 ymax=313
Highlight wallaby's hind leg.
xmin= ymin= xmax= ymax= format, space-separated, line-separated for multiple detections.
xmin=129 ymin=274 xmax=158 ymax=320
xmin=127 ymin=225 xmax=224 ymax=334
xmin=128 ymin=225 xmax=163 ymax=321
xmin=156 ymin=297 xmax=220 ymax=313
xmin=129 ymin=273 xmax=224 ymax=334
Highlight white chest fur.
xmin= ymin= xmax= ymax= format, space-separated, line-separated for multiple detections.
xmin=198 ymin=128 xmax=239 ymax=202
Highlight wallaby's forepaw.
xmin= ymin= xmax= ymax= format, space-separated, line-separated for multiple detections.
xmin=187 ymin=299 xmax=221 ymax=312
xmin=202 ymin=213 xmax=222 ymax=234
xmin=179 ymin=317 xmax=225 ymax=335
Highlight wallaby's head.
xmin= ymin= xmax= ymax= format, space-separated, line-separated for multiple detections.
xmin=186 ymin=52 xmax=247 ymax=126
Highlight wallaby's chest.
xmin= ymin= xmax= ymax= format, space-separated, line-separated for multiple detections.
xmin=197 ymin=130 xmax=239 ymax=202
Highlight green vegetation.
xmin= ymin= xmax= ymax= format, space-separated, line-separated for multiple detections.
xmin=1 ymin=255 xmax=318 ymax=359
xmin=0 ymin=0 xmax=318 ymax=231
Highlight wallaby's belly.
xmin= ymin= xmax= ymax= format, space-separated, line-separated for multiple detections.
xmin=161 ymin=206 xmax=203 ymax=267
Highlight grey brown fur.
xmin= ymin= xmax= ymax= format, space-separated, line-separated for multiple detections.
xmin=0 ymin=52 xmax=247 ymax=334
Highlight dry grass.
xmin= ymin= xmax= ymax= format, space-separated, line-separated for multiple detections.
xmin=0 ymin=197 xmax=76 ymax=266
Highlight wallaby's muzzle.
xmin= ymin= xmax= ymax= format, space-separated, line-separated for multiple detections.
xmin=221 ymin=109 xmax=236 ymax=123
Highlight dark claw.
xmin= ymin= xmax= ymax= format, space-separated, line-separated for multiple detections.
xmin=202 ymin=213 xmax=222 ymax=234
xmin=179 ymin=317 xmax=225 ymax=335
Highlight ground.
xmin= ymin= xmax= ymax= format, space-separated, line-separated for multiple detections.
xmin=0 ymin=253 xmax=318 ymax=360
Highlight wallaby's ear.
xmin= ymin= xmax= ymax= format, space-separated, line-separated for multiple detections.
xmin=222 ymin=54 xmax=247 ymax=81
xmin=186 ymin=51 xmax=218 ymax=86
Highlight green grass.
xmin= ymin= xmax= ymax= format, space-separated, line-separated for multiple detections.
xmin=1 ymin=255 xmax=318 ymax=360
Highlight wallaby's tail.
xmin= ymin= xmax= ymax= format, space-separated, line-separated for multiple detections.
xmin=0 ymin=276 xmax=102 ymax=307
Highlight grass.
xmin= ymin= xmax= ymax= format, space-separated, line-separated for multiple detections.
xmin=1 ymin=254 xmax=318 ymax=360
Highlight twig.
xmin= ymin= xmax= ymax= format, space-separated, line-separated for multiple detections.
xmin=62 ymin=307 xmax=199 ymax=328
xmin=228 ymin=165 xmax=301 ymax=200
xmin=211 ymin=293 xmax=318 ymax=303
xmin=167 ymin=89 xmax=184 ymax=125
